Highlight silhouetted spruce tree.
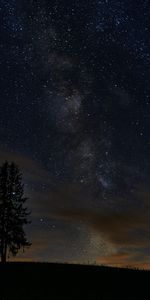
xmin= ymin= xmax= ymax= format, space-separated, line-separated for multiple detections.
xmin=0 ymin=161 xmax=31 ymax=263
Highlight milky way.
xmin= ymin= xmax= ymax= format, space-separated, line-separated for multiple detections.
xmin=0 ymin=0 xmax=150 ymax=268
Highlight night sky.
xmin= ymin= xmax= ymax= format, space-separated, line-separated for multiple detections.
xmin=0 ymin=0 xmax=150 ymax=269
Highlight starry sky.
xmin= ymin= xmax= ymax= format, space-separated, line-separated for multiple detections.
xmin=0 ymin=0 xmax=150 ymax=269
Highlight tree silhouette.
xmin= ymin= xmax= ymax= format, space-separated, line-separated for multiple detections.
xmin=0 ymin=161 xmax=31 ymax=262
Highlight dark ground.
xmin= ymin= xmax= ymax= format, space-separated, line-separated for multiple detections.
xmin=0 ymin=262 xmax=149 ymax=299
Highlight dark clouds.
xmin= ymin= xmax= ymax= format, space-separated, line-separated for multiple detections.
xmin=0 ymin=148 xmax=149 ymax=267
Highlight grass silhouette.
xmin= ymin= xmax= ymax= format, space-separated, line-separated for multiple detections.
xmin=0 ymin=262 xmax=149 ymax=299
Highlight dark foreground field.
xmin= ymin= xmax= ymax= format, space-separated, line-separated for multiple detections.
xmin=0 ymin=262 xmax=149 ymax=299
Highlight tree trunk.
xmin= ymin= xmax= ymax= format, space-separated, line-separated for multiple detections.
xmin=1 ymin=243 xmax=7 ymax=263
xmin=1 ymin=253 xmax=6 ymax=263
